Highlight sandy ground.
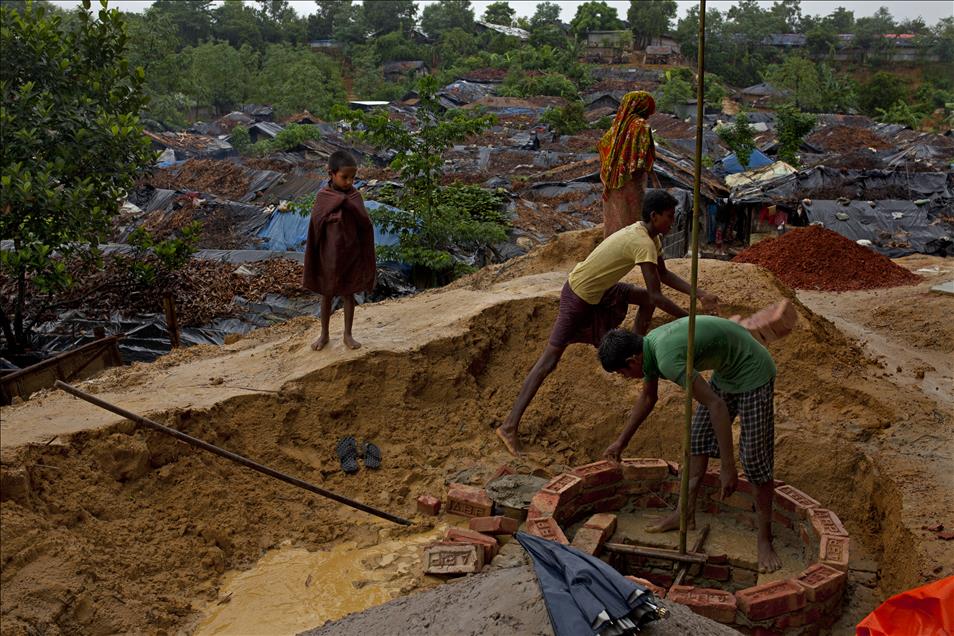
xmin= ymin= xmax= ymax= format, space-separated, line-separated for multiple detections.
xmin=1 ymin=228 xmax=952 ymax=634
xmin=300 ymin=564 xmax=739 ymax=636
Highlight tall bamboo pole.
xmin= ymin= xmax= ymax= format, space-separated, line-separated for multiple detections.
xmin=679 ymin=0 xmax=707 ymax=556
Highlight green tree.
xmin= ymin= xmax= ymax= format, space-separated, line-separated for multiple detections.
xmin=482 ymin=1 xmax=515 ymax=26
xmin=212 ymin=0 xmax=264 ymax=50
xmin=875 ymin=100 xmax=923 ymax=129
xmin=363 ymin=0 xmax=417 ymax=35
xmin=627 ymin=0 xmax=677 ymax=50
xmin=805 ymin=22 xmax=838 ymax=57
xmin=0 ymin=0 xmax=155 ymax=352
xmin=929 ymin=16 xmax=954 ymax=63
xmin=249 ymin=44 xmax=345 ymax=117
xmin=338 ymin=76 xmax=503 ymax=276
xmin=150 ymin=0 xmax=213 ymax=46
xmin=374 ymin=31 xmax=424 ymax=62
xmin=541 ymin=101 xmax=587 ymax=134
xmin=570 ymin=1 xmax=623 ymax=37
xmin=420 ymin=0 xmax=475 ymax=36
xmin=437 ymin=27 xmax=479 ymax=66
xmin=775 ymin=103 xmax=816 ymax=165
xmin=767 ymin=0 xmax=803 ymax=33
xmin=186 ymin=41 xmax=252 ymax=115
xmin=826 ymin=6 xmax=854 ymax=32
xmin=331 ymin=0 xmax=367 ymax=45
xmin=858 ymin=71 xmax=906 ymax=116
xmin=655 ymin=71 xmax=693 ymax=113
xmin=764 ymin=56 xmax=822 ymax=111
xmin=717 ymin=113 xmax=757 ymax=170
xmin=530 ymin=1 xmax=561 ymax=27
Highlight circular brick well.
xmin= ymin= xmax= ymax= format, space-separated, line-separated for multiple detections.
xmin=524 ymin=458 xmax=849 ymax=635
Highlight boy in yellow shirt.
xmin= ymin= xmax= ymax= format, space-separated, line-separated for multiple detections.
xmin=495 ymin=190 xmax=718 ymax=455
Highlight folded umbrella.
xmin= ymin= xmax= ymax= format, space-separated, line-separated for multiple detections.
xmin=516 ymin=531 xmax=666 ymax=635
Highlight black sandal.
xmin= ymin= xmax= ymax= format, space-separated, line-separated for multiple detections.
xmin=363 ymin=441 xmax=382 ymax=469
xmin=336 ymin=436 xmax=359 ymax=474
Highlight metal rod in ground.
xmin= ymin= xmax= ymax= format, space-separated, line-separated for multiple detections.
xmin=53 ymin=381 xmax=412 ymax=526
xmin=680 ymin=0 xmax=708 ymax=557
xmin=672 ymin=524 xmax=711 ymax=588
xmin=603 ymin=543 xmax=708 ymax=564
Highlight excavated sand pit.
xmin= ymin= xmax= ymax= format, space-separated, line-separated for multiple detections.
xmin=1 ymin=230 xmax=952 ymax=635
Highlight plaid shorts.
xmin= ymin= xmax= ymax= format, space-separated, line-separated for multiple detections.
xmin=690 ymin=379 xmax=775 ymax=485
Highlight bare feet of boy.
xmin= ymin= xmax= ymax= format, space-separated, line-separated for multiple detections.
xmin=494 ymin=425 xmax=522 ymax=456
xmin=758 ymin=535 xmax=783 ymax=573
xmin=311 ymin=335 xmax=329 ymax=351
xmin=343 ymin=334 xmax=361 ymax=350
xmin=646 ymin=510 xmax=695 ymax=533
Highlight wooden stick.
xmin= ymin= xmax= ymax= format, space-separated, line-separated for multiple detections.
xmin=604 ymin=542 xmax=708 ymax=564
xmin=672 ymin=524 xmax=711 ymax=588
xmin=54 ymin=381 xmax=411 ymax=526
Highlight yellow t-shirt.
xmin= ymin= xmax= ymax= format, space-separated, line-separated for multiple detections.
xmin=567 ymin=222 xmax=663 ymax=304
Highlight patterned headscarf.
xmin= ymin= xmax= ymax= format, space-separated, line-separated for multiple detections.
xmin=598 ymin=91 xmax=657 ymax=200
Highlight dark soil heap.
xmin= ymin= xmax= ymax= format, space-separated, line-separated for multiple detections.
xmin=732 ymin=226 xmax=921 ymax=291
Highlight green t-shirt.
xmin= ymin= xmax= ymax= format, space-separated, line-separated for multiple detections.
xmin=642 ymin=316 xmax=776 ymax=393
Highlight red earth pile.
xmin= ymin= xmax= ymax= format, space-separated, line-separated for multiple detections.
xmin=732 ymin=226 xmax=921 ymax=292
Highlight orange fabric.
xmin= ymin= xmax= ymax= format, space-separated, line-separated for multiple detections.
xmin=598 ymin=91 xmax=656 ymax=201
xmin=856 ymin=576 xmax=954 ymax=636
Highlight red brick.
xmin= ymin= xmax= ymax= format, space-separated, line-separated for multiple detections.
xmin=423 ymin=541 xmax=483 ymax=574
xmin=571 ymin=460 xmax=623 ymax=489
xmin=571 ymin=526 xmax=605 ymax=555
xmin=666 ymin=460 xmax=680 ymax=475
xmin=702 ymin=563 xmax=731 ymax=581
xmin=468 ymin=515 xmax=518 ymax=536
xmin=445 ymin=527 xmax=499 ymax=561
xmin=808 ymin=508 xmax=849 ymax=538
xmin=485 ymin=464 xmax=515 ymax=485
xmin=620 ymin=457 xmax=669 ymax=482
xmin=528 ymin=490 xmax=562 ymax=519
xmin=584 ymin=513 xmax=617 ymax=539
xmin=773 ymin=510 xmax=794 ymax=529
xmin=774 ymin=484 xmax=820 ymax=518
xmin=704 ymin=501 xmax=722 ymax=514
xmin=577 ymin=483 xmax=619 ymax=505
xmin=625 ymin=576 xmax=666 ymax=598
xmin=541 ymin=472 xmax=583 ymax=501
xmin=735 ymin=476 xmax=754 ymax=494
xmin=416 ymin=494 xmax=441 ymax=515
xmin=736 ymin=579 xmax=807 ymax=621
xmin=668 ymin=585 xmax=738 ymax=624
xmin=594 ymin=494 xmax=628 ymax=512
xmin=800 ymin=522 xmax=811 ymax=547
xmin=525 ymin=516 xmax=569 ymax=544
xmin=702 ymin=467 xmax=721 ymax=488
xmin=819 ymin=535 xmax=850 ymax=572
xmin=660 ymin=478 xmax=681 ymax=495
xmin=772 ymin=608 xmax=809 ymax=630
xmin=793 ymin=563 xmax=846 ymax=603
xmin=446 ymin=483 xmax=493 ymax=518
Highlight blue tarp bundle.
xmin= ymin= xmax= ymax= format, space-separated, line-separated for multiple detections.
xmin=515 ymin=532 xmax=662 ymax=636
xmin=257 ymin=199 xmax=401 ymax=252
xmin=720 ymin=148 xmax=773 ymax=174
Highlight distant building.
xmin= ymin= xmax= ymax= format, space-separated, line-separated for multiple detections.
xmin=382 ymin=60 xmax=430 ymax=82
xmin=475 ymin=20 xmax=530 ymax=40
xmin=585 ymin=30 xmax=632 ymax=64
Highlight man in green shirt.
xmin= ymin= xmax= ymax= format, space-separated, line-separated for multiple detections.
xmin=598 ymin=316 xmax=782 ymax=573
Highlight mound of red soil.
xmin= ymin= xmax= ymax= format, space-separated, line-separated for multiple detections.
xmin=732 ymin=226 xmax=920 ymax=291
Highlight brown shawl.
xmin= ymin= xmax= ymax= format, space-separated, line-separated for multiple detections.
xmin=302 ymin=186 xmax=376 ymax=296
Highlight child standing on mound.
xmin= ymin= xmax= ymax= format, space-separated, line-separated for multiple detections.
xmin=303 ymin=150 xmax=376 ymax=350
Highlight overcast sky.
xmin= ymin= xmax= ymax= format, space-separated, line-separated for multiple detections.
xmin=47 ymin=0 xmax=954 ymax=25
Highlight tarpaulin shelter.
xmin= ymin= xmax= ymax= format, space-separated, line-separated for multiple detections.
xmin=257 ymin=200 xmax=402 ymax=252
xmin=719 ymin=148 xmax=773 ymax=175
xmin=804 ymin=199 xmax=953 ymax=257
xmin=515 ymin=532 xmax=663 ymax=636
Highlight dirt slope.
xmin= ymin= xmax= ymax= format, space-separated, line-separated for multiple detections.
xmin=1 ymin=228 xmax=951 ymax=635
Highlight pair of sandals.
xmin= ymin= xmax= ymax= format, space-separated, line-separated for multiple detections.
xmin=335 ymin=436 xmax=381 ymax=474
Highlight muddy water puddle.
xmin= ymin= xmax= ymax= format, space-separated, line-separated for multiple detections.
xmin=194 ymin=526 xmax=445 ymax=635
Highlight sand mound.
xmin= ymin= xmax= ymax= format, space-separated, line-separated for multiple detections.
xmin=732 ymin=226 xmax=921 ymax=291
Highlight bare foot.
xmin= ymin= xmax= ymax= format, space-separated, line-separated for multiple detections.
xmin=646 ymin=510 xmax=695 ymax=533
xmin=495 ymin=426 xmax=522 ymax=456
xmin=758 ymin=536 xmax=783 ymax=573
xmin=343 ymin=334 xmax=361 ymax=350
xmin=311 ymin=335 xmax=329 ymax=351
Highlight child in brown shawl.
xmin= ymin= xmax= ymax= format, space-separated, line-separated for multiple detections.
xmin=303 ymin=150 xmax=376 ymax=350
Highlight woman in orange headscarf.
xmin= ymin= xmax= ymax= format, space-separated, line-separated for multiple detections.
xmin=597 ymin=91 xmax=657 ymax=237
